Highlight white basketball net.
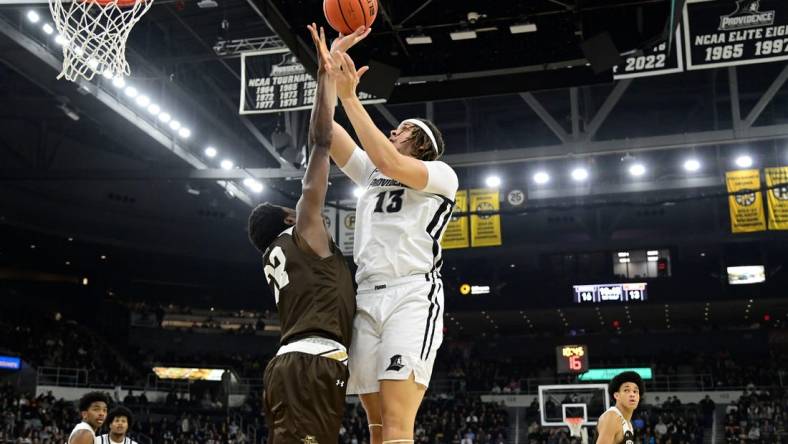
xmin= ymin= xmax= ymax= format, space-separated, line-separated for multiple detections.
xmin=566 ymin=418 xmax=584 ymax=438
xmin=48 ymin=0 xmax=153 ymax=82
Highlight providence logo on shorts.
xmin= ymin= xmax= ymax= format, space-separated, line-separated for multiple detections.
xmin=719 ymin=0 xmax=775 ymax=31
xmin=386 ymin=355 xmax=405 ymax=372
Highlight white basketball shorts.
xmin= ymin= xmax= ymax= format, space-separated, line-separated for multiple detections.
xmin=347 ymin=274 xmax=445 ymax=395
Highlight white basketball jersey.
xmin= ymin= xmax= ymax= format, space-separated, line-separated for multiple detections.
xmin=340 ymin=147 xmax=458 ymax=285
xmin=605 ymin=407 xmax=635 ymax=444
xmin=95 ymin=434 xmax=138 ymax=444
xmin=68 ymin=422 xmax=95 ymax=444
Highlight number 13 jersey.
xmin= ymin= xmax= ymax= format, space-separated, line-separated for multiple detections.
xmin=340 ymin=147 xmax=459 ymax=285
xmin=263 ymin=227 xmax=356 ymax=348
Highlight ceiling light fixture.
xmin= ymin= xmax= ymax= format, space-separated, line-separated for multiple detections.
xmin=510 ymin=23 xmax=537 ymax=34
xmin=406 ymin=35 xmax=432 ymax=45
xmin=450 ymin=30 xmax=477 ymax=41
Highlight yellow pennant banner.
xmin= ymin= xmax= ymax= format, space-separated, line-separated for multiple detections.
xmin=470 ymin=188 xmax=502 ymax=247
xmin=441 ymin=190 xmax=469 ymax=250
xmin=765 ymin=167 xmax=788 ymax=230
xmin=726 ymin=169 xmax=766 ymax=233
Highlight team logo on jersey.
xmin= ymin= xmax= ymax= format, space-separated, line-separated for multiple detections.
xmin=719 ymin=0 xmax=774 ymax=30
xmin=370 ymin=178 xmax=405 ymax=187
xmin=301 ymin=435 xmax=318 ymax=444
xmin=386 ymin=355 xmax=405 ymax=372
xmin=735 ymin=191 xmax=757 ymax=207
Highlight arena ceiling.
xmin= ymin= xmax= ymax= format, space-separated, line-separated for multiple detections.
xmin=0 ymin=0 xmax=788 ymax=260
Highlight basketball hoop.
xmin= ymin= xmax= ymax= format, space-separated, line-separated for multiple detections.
xmin=565 ymin=417 xmax=585 ymax=438
xmin=48 ymin=0 xmax=153 ymax=82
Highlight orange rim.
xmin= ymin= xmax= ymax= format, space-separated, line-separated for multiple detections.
xmin=80 ymin=0 xmax=141 ymax=7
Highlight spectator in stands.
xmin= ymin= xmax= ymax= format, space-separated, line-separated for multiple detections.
xmin=700 ymin=395 xmax=715 ymax=427
xmin=122 ymin=391 xmax=136 ymax=406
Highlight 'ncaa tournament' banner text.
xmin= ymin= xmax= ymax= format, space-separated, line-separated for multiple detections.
xmin=683 ymin=0 xmax=788 ymax=70
xmin=240 ymin=49 xmax=385 ymax=114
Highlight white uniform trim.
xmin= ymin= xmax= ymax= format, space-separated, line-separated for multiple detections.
xmin=68 ymin=422 xmax=95 ymax=444
xmin=276 ymin=337 xmax=348 ymax=365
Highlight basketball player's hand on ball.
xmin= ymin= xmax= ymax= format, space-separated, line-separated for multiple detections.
xmin=332 ymin=52 xmax=369 ymax=101
xmin=307 ymin=24 xmax=370 ymax=74
xmin=330 ymin=26 xmax=371 ymax=54
xmin=307 ymin=23 xmax=333 ymax=73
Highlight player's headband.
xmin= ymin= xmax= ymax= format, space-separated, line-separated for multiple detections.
xmin=402 ymin=119 xmax=439 ymax=154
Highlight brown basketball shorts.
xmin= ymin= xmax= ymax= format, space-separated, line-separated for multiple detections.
xmin=263 ymin=352 xmax=349 ymax=444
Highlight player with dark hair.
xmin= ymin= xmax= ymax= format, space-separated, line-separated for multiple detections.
xmin=247 ymin=24 xmax=359 ymax=444
xmin=95 ymin=406 xmax=137 ymax=444
xmin=596 ymin=371 xmax=644 ymax=444
xmin=68 ymin=392 xmax=109 ymax=444
xmin=313 ymin=32 xmax=458 ymax=444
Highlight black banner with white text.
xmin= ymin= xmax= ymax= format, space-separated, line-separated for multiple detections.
xmin=614 ymin=29 xmax=685 ymax=79
xmin=683 ymin=0 xmax=788 ymax=70
xmin=240 ymin=49 xmax=384 ymax=114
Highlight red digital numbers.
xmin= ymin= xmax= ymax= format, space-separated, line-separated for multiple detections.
xmin=569 ymin=355 xmax=583 ymax=371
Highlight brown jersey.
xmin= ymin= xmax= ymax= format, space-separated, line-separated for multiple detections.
xmin=262 ymin=226 xmax=355 ymax=348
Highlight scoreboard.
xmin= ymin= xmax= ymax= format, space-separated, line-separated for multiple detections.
xmin=556 ymin=345 xmax=589 ymax=374
xmin=573 ymin=283 xmax=648 ymax=304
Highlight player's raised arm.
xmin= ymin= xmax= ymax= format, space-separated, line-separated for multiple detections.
xmin=307 ymin=25 xmax=371 ymax=169
xmin=595 ymin=412 xmax=618 ymax=444
xmin=330 ymin=51 xmax=434 ymax=190
xmin=296 ymin=24 xmax=338 ymax=258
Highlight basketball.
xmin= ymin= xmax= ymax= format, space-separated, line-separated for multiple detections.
xmin=323 ymin=0 xmax=378 ymax=35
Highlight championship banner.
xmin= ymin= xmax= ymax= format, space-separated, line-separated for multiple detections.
xmin=337 ymin=200 xmax=356 ymax=256
xmin=470 ymin=189 xmax=502 ymax=247
xmin=682 ymin=0 xmax=788 ymax=70
xmin=726 ymin=169 xmax=766 ymax=233
xmin=613 ymin=28 xmax=685 ymax=79
xmin=240 ymin=49 xmax=384 ymax=114
xmin=441 ymin=190 xmax=469 ymax=250
xmin=765 ymin=167 xmax=788 ymax=230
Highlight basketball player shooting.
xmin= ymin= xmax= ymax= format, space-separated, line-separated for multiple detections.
xmin=68 ymin=392 xmax=109 ymax=444
xmin=312 ymin=30 xmax=459 ymax=444
xmin=596 ymin=371 xmax=643 ymax=444
xmin=246 ymin=24 xmax=359 ymax=444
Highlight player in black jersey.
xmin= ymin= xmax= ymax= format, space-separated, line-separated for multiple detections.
xmin=247 ymin=24 xmax=364 ymax=444
xmin=596 ymin=371 xmax=643 ymax=444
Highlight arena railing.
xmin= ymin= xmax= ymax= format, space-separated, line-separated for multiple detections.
xmin=448 ymin=373 xmax=733 ymax=395
xmin=36 ymin=366 xmax=89 ymax=387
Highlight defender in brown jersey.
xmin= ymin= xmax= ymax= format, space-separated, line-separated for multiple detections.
xmin=246 ymin=24 xmax=367 ymax=444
